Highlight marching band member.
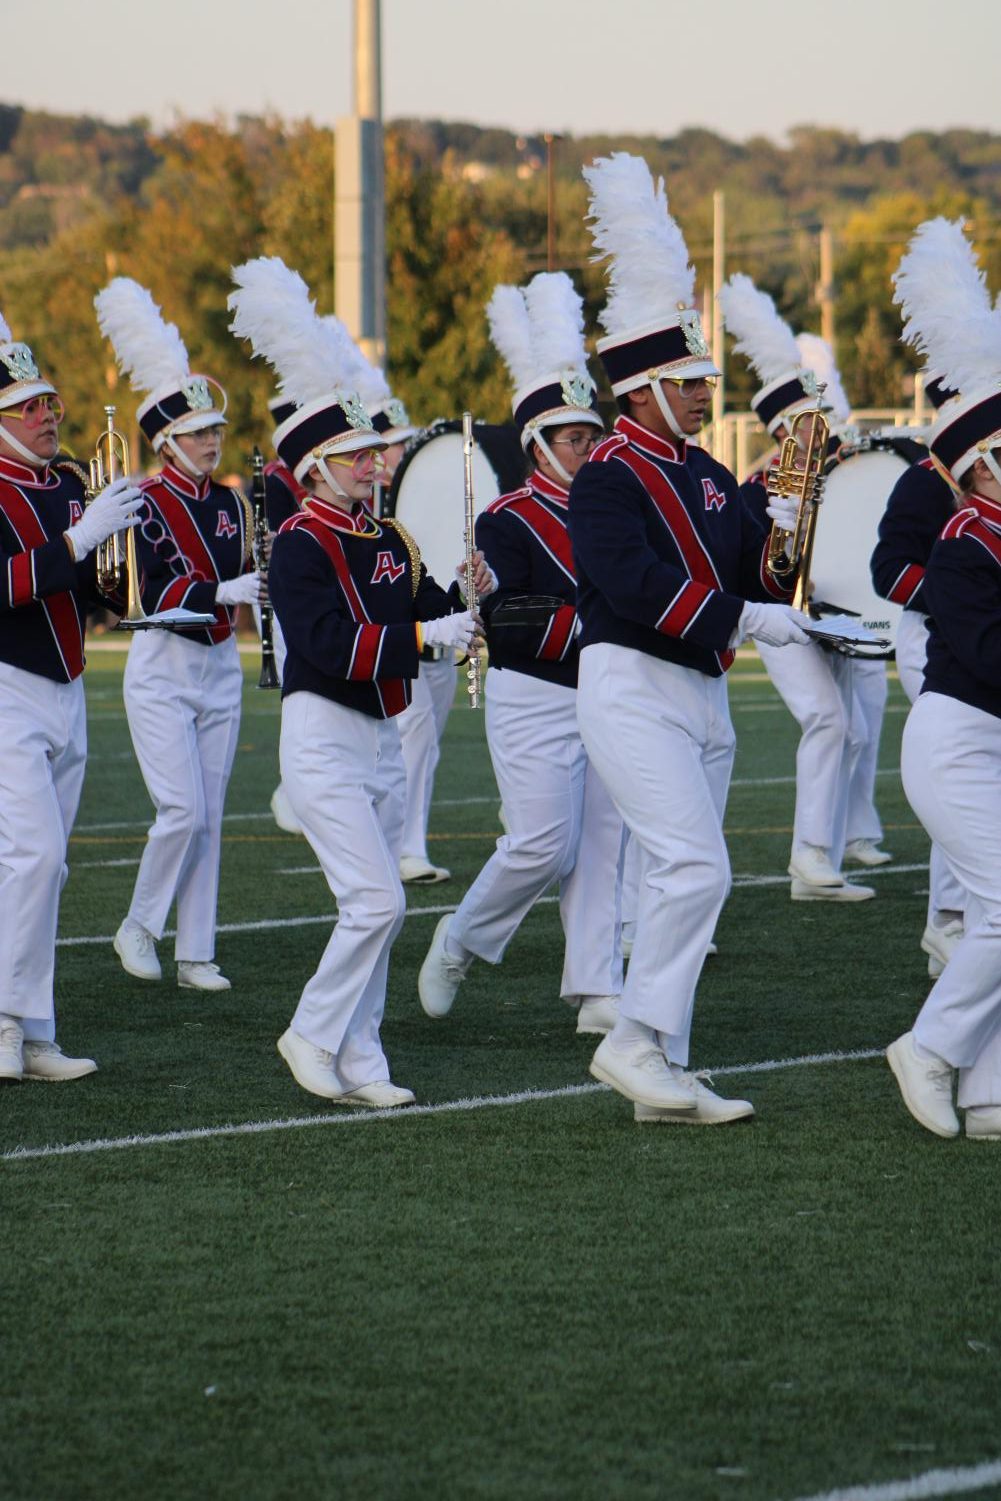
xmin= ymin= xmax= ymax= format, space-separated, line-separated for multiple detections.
xmin=356 ymin=366 xmax=457 ymax=886
xmin=229 ymin=256 xmax=489 ymax=1105
xmin=418 ymin=271 xmax=625 ymax=1037
xmin=568 ymin=154 xmax=811 ymax=1122
xmin=95 ymin=278 xmax=264 ymax=993
xmin=261 ymin=393 xmax=307 ymax=836
xmin=0 ymin=311 xmax=142 ymax=1080
xmin=873 ymin=248 xmax=972 ymax=976
xmin=885 ymin=216 xmax=1001 ymax=1140
xmin=719 ymin=275 xmax=876 ymax=902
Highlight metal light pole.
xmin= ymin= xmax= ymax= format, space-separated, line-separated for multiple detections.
xmin=711 ymin=190 xmax=726 ymax=464
xmin=334 ymin=0 xmax=386 ymax=364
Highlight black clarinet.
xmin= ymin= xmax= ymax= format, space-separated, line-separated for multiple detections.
xmin=251 ymin=446 xmax=280 ymax=689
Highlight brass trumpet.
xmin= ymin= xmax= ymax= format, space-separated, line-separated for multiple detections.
xmin=764 ymin=391 xmax=830 ymax=612
xmin=88 ymin=404 xmax=147 ymax=629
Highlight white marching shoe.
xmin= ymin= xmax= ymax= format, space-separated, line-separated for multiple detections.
xmin=886 ymin=1030 xmax=959 ymax=1138
xmin=844 ymin=838 xmax=892 ymax=867
xmin=634 ymin=1071 xmax=754 ymax=1125
xmin=789 ymin=845 xmax=874 ymax=903
xmin=0 ymin=1014 xmax=24 ymax=1080
xmin=589 ymin=1036 xmax=697 ymax=1111
xmin=965 ymin=1106 xmax=1001 ymax=1141
xmin=339 ymin=1081 xmax=416 ymax=1108
xmin=270 ymin=783 xmax=303 ymax=836
xmin=114 ymin=918 xmax=162 ymax=981
xmin=22 ymin=1041 xmax=97 ymax=1081
xmin=418 ymin=915 xmax=471 ymax=1018
xmin=574 ymin=996 xmax=619 ymax=1036
xmin=399 ymin=855 xmax=451 ymax=885
xmin=921 ymin=917 xmax=964 ymax=979
xmin=177 ymin=961 xmax=231 ymax=992
xmin=277 ymin=1028 xmax=343 ymax=1100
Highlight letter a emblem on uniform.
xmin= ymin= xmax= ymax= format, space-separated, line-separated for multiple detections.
xmin=372 ymin=550 xmax=406 ymax=585
xmin=216 ymin=510 xmax=238 ymax=539
xmin=702 ymin=478 xmax=726 ymax=513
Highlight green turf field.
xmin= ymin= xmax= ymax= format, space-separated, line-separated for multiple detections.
xmin=2 ymin=647 xmax=999 ymax=1501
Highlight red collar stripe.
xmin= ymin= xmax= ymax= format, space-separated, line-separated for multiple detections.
xmin=887 ymin=563 xmax=925 ymax=605
xmin=954 ymin=513 xmax=1001 ymax=569
xmin=538 ymin=603 xmax=577 ymax=662
xmin=2 ymin=485 xmax=83 ymax=676
xmin=150 ymin=486 xmax=230 ymax=642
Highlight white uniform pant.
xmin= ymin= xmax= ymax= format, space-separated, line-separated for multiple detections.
xmin=896 ymin=611 xmax=966 ymax=923
xmin=124 ymin=631 xmax=243 ymax=961
xmin=845 ymin=659 xmax=886 ymax=845
xmin=756 ymin=639 xmax=854 ymax=866
xmin=449 ymin=667 xmax=624 ymax=1000
xmin=577 ymin=644 xmax=734 ymax=1065
xmin=281 ymin=694 xmax=406 ymax=1087
xmin=398 ymin=655 xmax=456 ymax=862
xmin=902 ymin=694 xmax=1001 ymax=1107
xmin=0 ymin=663 xmax=86 ymax=1041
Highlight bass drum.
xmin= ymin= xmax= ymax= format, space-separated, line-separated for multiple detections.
xmin=383 ymin=419 xmax=526 ymax=587
xmin=809 ymin=434 xmax=926 ymax=655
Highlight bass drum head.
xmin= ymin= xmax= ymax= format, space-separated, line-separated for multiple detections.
xmin=384 ymin=420 xmax=525 ymax=587
xmin=810 ymin=440 xmax=921 ymax=646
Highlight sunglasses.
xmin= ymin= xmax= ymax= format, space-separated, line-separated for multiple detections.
xmin=2 ymin=394 xmax=65 ymax=427
xmin=325 ymin=449 xmax=386 ymax=479
xmin=663 ymin=376 xmax=718 ymax=396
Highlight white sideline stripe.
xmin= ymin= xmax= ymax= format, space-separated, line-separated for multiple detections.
xmin=68 ymin=768 xmax=907 ymax=833
xmin=55 ymin=863 xmax=926 ymax=943
xmin=1 ymin=1047 xmax=882 ymax=1163
xmin=782 ymin=1458 xmax=1001 ymax=1501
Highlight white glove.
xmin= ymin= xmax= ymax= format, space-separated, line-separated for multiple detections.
xmin=736 ymin=601 xmax=813 ymax=648
xmin=216 ymin=572 xmax=264 ymax=607
xmin=65 ymin=477 xmax=143 ymax=561
xmin=422 ymin=610 xmax=479 ymax=652
xmin=455 ymin=551 xmax=498 ymax=602
xmin=765 ymin=495 xmax=800 ymax=532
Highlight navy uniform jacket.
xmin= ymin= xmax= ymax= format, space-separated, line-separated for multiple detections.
xmin=269 ymin=495 xmax=459 ymax=720
xmin=132 ymin=462 xmax=252 ymax=647
xmin=0 ymin=452 xmax=109 ymax=683
xmin=871 ymin=456 xmax=957 ymax=616
xmin=264 ymin=459 xmax=305 ymax=531
xmin=477 ymin=469 xmax=579 ymax=691
xmin=569 ymin=416 xmax=791 ymax=678
xmin=922 ymin=493 xmax=1001 ymax=721
xmin=739 ymin=467 xmax=771 ymax=533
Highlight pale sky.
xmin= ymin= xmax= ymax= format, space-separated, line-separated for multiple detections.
xmin=5 ymin=0 xmax=999 ymax=142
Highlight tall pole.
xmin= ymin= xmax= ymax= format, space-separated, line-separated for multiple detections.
xmin=335 ymin=0 xmax=386 ymax=364
xmin=711 ymin=190 xmax=726 ymax=464
xmin=545 ymin=134 xmax=557 ymax=272
xmin=817 ymin=225 xmax=835 ymax=347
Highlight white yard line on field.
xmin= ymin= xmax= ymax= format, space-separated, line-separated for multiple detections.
xmin=56 ymin=861 xmax=929 ymax=932
xmin=1 ymin=1047 xmax=883 ymax=1163
xmin=782 ymin=1458 xmax=1001 ymax=1501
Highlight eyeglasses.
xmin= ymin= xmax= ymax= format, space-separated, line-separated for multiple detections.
xmin=325 ymin=449 xmax=386 ymax=479
xmin=2 ymin=394 xmax=65 ymax=427
xmin=549 ymin=430 xmax=602 ymax=456
xmin=662 ymin=376 xmax=717 ymax=396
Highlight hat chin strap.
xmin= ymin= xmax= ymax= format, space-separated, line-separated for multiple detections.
xmin=164 ymin=435 xmax=218 ymax=480
xmin=983 ymin=450 xmax=1001 ymax=493
xmin=0 ymin=424 xmax=49 ymax=467
xmin=317 ymin=456 xmax=352 ymax=500
xmin=651 ymin=380 xmax=688 ymax=442
xmin=531 ymin=430 xmax=572 ymax=488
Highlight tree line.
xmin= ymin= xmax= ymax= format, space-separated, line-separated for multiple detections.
xmin=1 ymin=104 xmax=999 ymax=471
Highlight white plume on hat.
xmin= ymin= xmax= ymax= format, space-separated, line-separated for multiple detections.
xmin=0 ymin=312 xmax=11 ymax=344
xmin=94 ymin=278 xmax=191 ymax=394
xmin=893 ymin=218 xmax=1001 ymax=396
xmin=796 ymin=333 xmax=851 ymax=424
xmin=718 ymin=274 xmax=802 ymax=384
xmin=228 ymin=256 xmax=362 ymax=406
xmin=488 ymin=272 xmax=590 ymax=389
xmin=486 ymin=284 xmax=535 ymax=389
xmin=583 ymin=152 xmax=695 ymax=336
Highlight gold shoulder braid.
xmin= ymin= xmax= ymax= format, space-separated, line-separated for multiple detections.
xmin=54 ymin=458 xmax=91 ymax=493
xmin=381 ymin=516 xmax=422 ymax=597
xmin=234 ymin=486 xmax=254 ymax=564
